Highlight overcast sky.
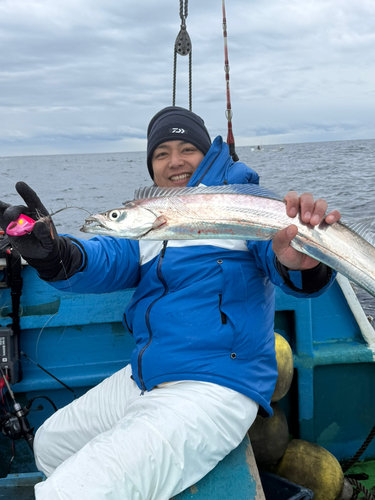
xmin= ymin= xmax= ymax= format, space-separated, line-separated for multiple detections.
xmin=1 ymin=0 xmax=375 ymax=157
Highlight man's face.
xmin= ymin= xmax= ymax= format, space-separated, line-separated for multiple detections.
xmin=152 ymin=140 xmax=205 ymax=187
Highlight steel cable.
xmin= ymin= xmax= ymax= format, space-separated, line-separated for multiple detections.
xmin=172 ymin=0 xmax=192 ymax=110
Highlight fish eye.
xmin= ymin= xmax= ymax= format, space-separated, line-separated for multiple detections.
xmin=108 ymin=210 xmax=121 ymax=220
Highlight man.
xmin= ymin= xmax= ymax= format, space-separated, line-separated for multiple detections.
xmin=0 ymin=106 xmax=340 ymax=499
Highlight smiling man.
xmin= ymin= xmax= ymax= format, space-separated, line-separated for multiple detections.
xmin=151 ymin=140 xmax=205 ymax=187
xmin=146 ymin=106 xmax=211 ymax=187
xmin=0 ymin=106 xmax=341 ymax=500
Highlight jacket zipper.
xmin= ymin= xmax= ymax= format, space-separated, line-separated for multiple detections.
xmin=138 ymin=240 xmax=169 ymax=393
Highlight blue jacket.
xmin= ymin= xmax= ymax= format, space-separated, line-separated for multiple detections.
xmin=53 ymin=136 xmax=336 ymax=416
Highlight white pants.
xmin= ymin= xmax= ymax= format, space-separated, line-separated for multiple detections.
xmin=34 ymin=365 xmax=258 ymax=500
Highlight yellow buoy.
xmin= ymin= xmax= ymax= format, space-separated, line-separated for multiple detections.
xmin=248 ymin=402 xmax=289 ymax=465
xmin=272 ymin=332 xmax=294 ymax=402
xmin=273 ymin=439 xmax=344 ymax=500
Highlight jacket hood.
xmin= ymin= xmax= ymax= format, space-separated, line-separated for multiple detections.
xmin=188 ymin=136 xmax=260 ymax=187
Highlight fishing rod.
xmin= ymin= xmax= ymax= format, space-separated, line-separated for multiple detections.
xmin=222 ymin=0 xmax=239 ymax=162
xmin=0 ymin=366 xmax=34 ymax=452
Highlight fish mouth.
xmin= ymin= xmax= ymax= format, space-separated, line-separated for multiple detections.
xmin=80 ymin=215 xmax=110 ymax=233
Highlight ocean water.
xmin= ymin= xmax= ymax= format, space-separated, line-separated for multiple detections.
xmin=1 ymin=138 xmax=375 ymax=317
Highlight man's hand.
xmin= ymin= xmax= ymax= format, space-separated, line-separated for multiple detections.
xmin=272 ymin=191 xmax=341 ymax=270
xmin=0 ymin=182 xmax=58 ymax=261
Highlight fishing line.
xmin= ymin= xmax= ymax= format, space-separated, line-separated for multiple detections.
xmin=0 ymin=173 xmax=21 ymax=186
xmin=35 ymin=205 xmax=92 ymax=223
xmin=49 ymin=206 xmax=92 ymax=217
xmin=0 ymin=206 xmax=80 ymax=374
xmin=0 ymin=288 xmax=9 ymax=308
xmin=0 ymin=186 xmax=84 ymax=465
xmin=0 ymin=172 xmax=80 ymax=195
xmin=33 ymin=206 xmax=87 ymax=362
xmin=0 ymin=300 xmax=12 ymax=319
xmin=21 ymin=352 xmax=76 ymax=396
xmin=1 ymin=207 xmax=83 ymax=367
xmin=6 ymin=442 xmax=15 ymax=476
xmin=31 ymin=258 xmax=73 ymax=397
xmin=1 ymin=174 xmax=66 ymax=202
xmin=34 ymin=312 xmax=60 ymax=364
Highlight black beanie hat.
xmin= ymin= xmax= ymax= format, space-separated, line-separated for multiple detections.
xmin=147 ymin=106 xmax=211 ymax=179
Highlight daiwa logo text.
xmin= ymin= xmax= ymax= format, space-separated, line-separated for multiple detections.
xmin=169 ymin=128 xmax=186 ymax=134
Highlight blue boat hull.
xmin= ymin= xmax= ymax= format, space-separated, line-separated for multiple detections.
xmin=1 ymin=260 xmax=374 ymax=497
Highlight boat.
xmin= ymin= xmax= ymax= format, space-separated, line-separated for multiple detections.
xmin=2 ymin=2 xmax=375 ymax=498
xmin=1 ymin=232 xmax=375 ymax=500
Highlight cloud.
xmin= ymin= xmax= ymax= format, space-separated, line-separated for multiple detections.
xmin=1 ymin=0 xmax=375 ymax=156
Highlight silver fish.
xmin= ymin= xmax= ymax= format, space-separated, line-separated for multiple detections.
xmin=81 ymin=184 xmax=375 ymax=298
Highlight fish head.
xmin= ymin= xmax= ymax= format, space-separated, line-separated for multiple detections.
xmin=80 ymin=201 xmax=157 ymax=239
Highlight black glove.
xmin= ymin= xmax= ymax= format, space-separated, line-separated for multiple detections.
xmin=0 ymin=182 xmax=56 ymax=257
xmin=0 ymin=182 xmax=63 ymax=279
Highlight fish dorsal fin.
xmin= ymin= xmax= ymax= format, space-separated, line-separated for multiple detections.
xmin=347 ymin=217 xmax=375 ymax=246
xmin=133 ymin=184 xmax=283 ymax=202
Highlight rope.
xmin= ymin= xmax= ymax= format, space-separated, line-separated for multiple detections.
xmin=342 ymin=423 xmax=375 ymax=473
xmin=172 ymin=0 xmax=192 ymax=110
xmin=340 ymin=424 xmax=375 ymax=499
xmin=346 ymin=477 xmax=375 ymax=500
